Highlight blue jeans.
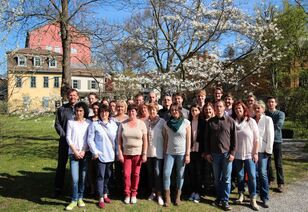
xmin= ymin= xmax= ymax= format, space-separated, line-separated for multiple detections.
xmin=69 ymin=152 xmax=90 ymax=201
xmin=257 ymin=153 xmax=269 ymax=201
xmin=97 ymin=161 xmax=112 ymax=198
xmin=212 ymin=153 xmax=232 ymax=203
xmin=147 ymin=157 xmax=164 ymax=193
xmin=163 ymin=154 xmax=185 ymax=190
xmin=233 ymin=159 xmax=257 ymax=197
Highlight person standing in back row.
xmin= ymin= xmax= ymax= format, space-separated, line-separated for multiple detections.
xmin=265 ymin=96 xmax=285 ymax=193
xmin=54 ymin=88 xmax=79 ymax=197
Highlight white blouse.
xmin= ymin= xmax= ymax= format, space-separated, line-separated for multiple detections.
xmin=256 ymin=114 xmax=275 ymax=154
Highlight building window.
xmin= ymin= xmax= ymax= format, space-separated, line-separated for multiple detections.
xmin=72 ymin=80 xmax=81 ymax=89
xmin=49 ymin=58 xmax=57 ymax=68
xmin=54 ymin=47 xmax=61 ymax=53
xmin=33 ymin=57 xmax=41 ymax=67
xmin=16 ymin=76 xmax=22 ymax=87
xmin=54 ymin=77 xmax=60 ymax=88
xmin=104 ymin=78 xmax=108 ymax=83
xmin=71 ymin=48 xmax=77 ymax=54
xmin=91 ymin=80 xmax=96 ymax=89
xmin=17 ymin=56 xmax=27 ymax=66
xmin=43 ymin=76 xmax=49 ymax=88
xmin=30 ymin=76 xmax=36 ymax=88
xmin=46 ymin=46 xmax=52 ymax=51
xmin=42 ymin=97 xmax=49 ymax=108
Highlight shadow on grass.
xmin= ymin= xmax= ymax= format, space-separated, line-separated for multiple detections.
xmin=0 ymin=140 xmax=58 ymax=160
xmin=0 ymin=135 xmax=57 ymax=141
xmin=0 ymin=168 xmax=70 ymax=207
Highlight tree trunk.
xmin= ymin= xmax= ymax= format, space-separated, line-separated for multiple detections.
xmin=60 ymin=0 xmax=72 ymax=100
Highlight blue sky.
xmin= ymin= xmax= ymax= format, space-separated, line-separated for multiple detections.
xmin=0 ymin=0 xmax=288 ymax=75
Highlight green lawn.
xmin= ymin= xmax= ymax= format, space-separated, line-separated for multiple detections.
xmin=0 ymin=114 xmax=307 ymax=211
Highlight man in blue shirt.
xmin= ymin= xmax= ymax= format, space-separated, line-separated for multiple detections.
xmin=265 ymin=96 xmax=285 ymax=193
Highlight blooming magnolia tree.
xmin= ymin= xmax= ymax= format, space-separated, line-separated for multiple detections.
xmin=113 ymin=0 xmax=283 ymax=92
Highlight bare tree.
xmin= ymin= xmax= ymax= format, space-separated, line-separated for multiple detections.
xmin=0 ymin=0 xmax=115 ymax=99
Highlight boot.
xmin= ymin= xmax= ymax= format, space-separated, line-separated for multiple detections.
xmin=175 ymin=189 xmax=182 ymax=206
xmin=164 ymin=190 xmax=171 ymax=207
xmin=235 ymin=192 xmax=244 ymax=204
xmin=250 ymin=197 xmax=260 ymax=211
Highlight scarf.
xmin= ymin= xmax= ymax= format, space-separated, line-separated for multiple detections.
xmin=167 ymin=116 xmax=184 ymax=132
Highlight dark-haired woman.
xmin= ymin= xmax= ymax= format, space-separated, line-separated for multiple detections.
xmin=65 ymin=102 xmax=91 ymax=211
xmin=232 ymin=101 xmax=260 ymax=210
xmin=163 ymin=103 xmax=191 ymax=207
xmin=88 ymin=104 xmax=118 ymax=208
xmin=117 ymin=104 xmax=148 ymax=204
xmin=187 ymin=104 xmax=203 ymax=203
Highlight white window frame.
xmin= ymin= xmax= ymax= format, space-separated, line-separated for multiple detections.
xmin=17 ymin=56 xmax=27 ymax=67
xmin=54 ymin=47 xmax=61 ymax=53
xmin=49 ymin=58 xmax=57 ymax=68
xmin=71 ymin=48 xmax=77 ymax=54
xmin=30 ymin=76 xmax=36 ymax=88
xmin=33 ymin=56 xmax=41 ymax=67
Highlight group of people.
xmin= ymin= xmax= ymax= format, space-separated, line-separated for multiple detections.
xmin=54 ymin=87 xmax=285 ymax=211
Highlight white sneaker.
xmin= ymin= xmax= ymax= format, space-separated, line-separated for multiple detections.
xmin=124 ymin=196 xmax=130 ymax=204
xmin=194 ymin=193 xmax=200 ymax=203
xmin=189 ymin=192 xmax=196 ymax=201
xmin=131 ymin=196 xmax=137 ymax=204
xmin=157 ymin=195 xmax=164 ymax=206
xmin=148 ymin=192 xmax=156 ymax=201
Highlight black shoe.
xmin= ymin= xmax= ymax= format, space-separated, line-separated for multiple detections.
xmin=221 ymin=202 xmax=232 ymax=211
xmin=277 ymin=184 xmax=284 ymax=193
xmin=262 ymin=200 xmax=269 ymax=208
xmin=211 ymin=199 xmax=221 ymax=207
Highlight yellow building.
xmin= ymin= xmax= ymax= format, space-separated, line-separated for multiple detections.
xmin=7 ymin=48 xmax=108 ymax=113
xmin=7 ymin=48 xmax=62 ymax=113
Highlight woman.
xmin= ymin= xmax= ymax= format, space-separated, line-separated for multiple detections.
xmin=87 ymin=101 xmax=100 ymax=196
xmin=138 ymin=103 xmax=149 ymax=121
xmin=117 ymin=104 xmax=148 ymax=204
xmin=187 ymin=104 xmax=203 ymax=203
xmin=163 ymin=103 xmax=191 ymax=207
xmin=65 ymin=102 xmax=91 ymax=211
xmin=109 ymin=100 xmax=117 ymax=117
xmin=254 ymin=100 xmax=274 ymax=208
xmin=231 ymin=101 xmax=260 ymax=210
xmin=146 ymin=103 xmax=165 ymax=206
xmin=111 ymin=100 xmax=128 ymax=123
xmin=88 ymin=104 xmax=118 ymax=208
xmin=201 ymin=103 xmax=216 ymax=194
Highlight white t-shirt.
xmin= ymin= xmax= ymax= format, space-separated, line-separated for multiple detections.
xmin=146 ymin=118 xmax=165 ymax=159
xmin=165 ymin=119 xmax=190 ymax=155
xmin=66 ymin=119 xmax=91 ymax=155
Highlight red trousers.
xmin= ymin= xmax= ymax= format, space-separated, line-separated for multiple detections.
xmin=123 ymin=155 xmax=142 ymax=197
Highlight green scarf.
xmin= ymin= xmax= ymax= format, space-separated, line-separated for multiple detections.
xmin=167 ymin=116 xmax=184 ymax=132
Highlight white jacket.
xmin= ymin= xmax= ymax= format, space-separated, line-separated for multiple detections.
xmin=256 ymin=115 xmax=274 ymax=154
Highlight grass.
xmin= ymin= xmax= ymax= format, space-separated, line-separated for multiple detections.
xmin=0 ymin=114 xmax=307 ymax=211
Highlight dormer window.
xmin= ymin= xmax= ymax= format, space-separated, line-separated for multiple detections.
xmin=17 ymin=56 xmax=27 ymax=66
xmin=49 ymin=58 xmax=57 ymax=68
xmin=33 ymin=56 xmax=41 ymax=67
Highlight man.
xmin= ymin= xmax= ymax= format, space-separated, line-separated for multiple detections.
xmin=148 ymin=91 xmax=163 ymax=109
xmin=134 ymin=93 xmax=144 ymax=106
xmin=204 ymin=100 xmax=236 ymax=210
xmin=196 ymin=89 xmax=206 ymax=108
xmin=265 ymin=96 xmax=285 ymax=193
xmin=213 ymin=87 xmax=223 ymax=103
xmin=158 ymin=94 xmax=172 ymax=121
xmin=172 ymin=92 xmax=189 ymax=119
xmin=224 ymin=93 xmax=234 ymax=117
xmin=54 ymin=88 xmax=79 ymax=196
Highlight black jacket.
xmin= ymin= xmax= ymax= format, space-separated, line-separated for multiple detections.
xmin=54 ymin=103 xmax=75 ymax=138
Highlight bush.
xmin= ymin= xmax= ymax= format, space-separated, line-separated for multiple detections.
xmin=0 ymin=100 xmax=7 ymax=114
